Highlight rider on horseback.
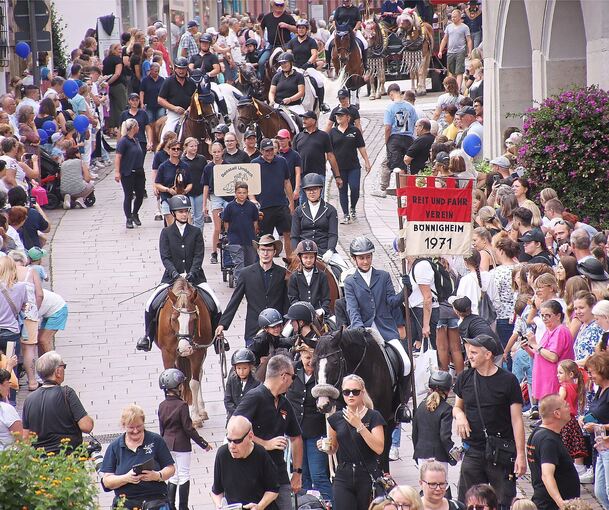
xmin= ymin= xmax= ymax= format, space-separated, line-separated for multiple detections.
xmin=250 ymin=308 xmax=294 ymax=366
xmin=136 ymin=195 xmax=219 ymax=352
xmin=157 ymin=58 xmax=196 ymax=138
xmin=258 ymin=0 xmax=297 ymax=79
xmin=288 ymin=240 xmax=331 ymax=317
xmin=325 ymin=0 xmax=368 ymax=70
xmin=285 ymin=301 xmax=321 ymax=350
xmin=269 ymin=52 xmax=306 ymax=116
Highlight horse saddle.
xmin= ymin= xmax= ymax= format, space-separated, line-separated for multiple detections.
xmin=382 ymin=341 xmax=403 ymax=391
xmin=276 ymin=107 xmax=303 ymax=133
xmin=152 ymin=286 xmax=222 ymax=331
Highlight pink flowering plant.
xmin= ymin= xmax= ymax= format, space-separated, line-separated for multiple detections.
xmin=518 ymin=85 xmax=609 ymax=226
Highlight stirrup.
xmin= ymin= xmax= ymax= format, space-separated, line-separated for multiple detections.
xmin=395 ymin=403 xmax=412 ymax=423
xmin=136 ymin=336 xmax=152 ymax=352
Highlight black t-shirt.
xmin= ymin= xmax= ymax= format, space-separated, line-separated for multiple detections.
xmin=458 ymin=314 xmax=499 ymax=343
xmin=329 ymin=104 xmax=360 ymax=127
xmin=223 ymin=149 xmax=250 ymax=165
xmin=261 ymin=12 xmax=296 ymax=47
xmin=212 ymin=443 xmax=279 ymax=509
xmin=527 ymin=427 xmax=580 ymax=510
xmin=119 ymin=109 xmax=149 ymax=143
xmin=102 ymin=54 xmax=127 ymax=86
xmin=189 ymin=51 xmax=220 ymax=76
xmin=116 ymin=135 xmax=144 ymax=175
xmin=405 ymin=132 xmax=435 ymax=173
xmin=279 ymin=148 xmax=302 ymax=190
xmin=158 ymin=75 xmax=197 ymax=110
xmin=286 ymin=36 xmax=318 ymax=68
xmin=589 ymin=386 xmax=609 ymax=423
xmin=529 ymin=251 xmax=554 ymax=266
xmin=453 ymin=367 xmax=523 ymax=450
xmin=329 ymin=125 xmax=365 ymax=171
xmin=271 ymin=70 xmax=305 ymax=104
xmin=293 ymin=128 xmax=333 ymax=176
xmin=22 ymin=385 xmax=88 ymax=453
xmin=333 ymin=5 xmax=362 ymax=29
xmin=20 ymin=208 xmax=49 ymax=249
xmin=152 ymin=149 xmax=170 ymax=171
xmin=234 ymin=384 xmax=302 ymax=484
xmin=202 ymin=161 xmax=231 ymax=201
xmin=247 ymin=149 xmax=261 ymax=162
xmin=181 ymin=154 xmax=207 ymax=196
xmin=245 ymin=51 xmax=260 ymax=65
xmin=328 ymin=408 xmax=385 ymax=466
xmin=155 ymin=159 xmax=192 ymax=201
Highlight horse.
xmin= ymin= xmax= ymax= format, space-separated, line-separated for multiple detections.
xmin=236 ymin=62 xmax=268 ymax=101
xmin=363 ymin=18 xmax=387 ymax=100
xmin=311 ymin=327 xmax=409 ymax=472
xmin=396 ymin=15 xmax=434 ymax=96
xmin=156 ymin=278 xmax=215 ymax=427
xmin=236 ymin=96 xmax=294 ymax=139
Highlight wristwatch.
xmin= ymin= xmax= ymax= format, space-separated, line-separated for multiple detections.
xmin=293 ymin=468 xmax=303 ymax=474
xmin=537 ymin=346 xmax=543 ymax=354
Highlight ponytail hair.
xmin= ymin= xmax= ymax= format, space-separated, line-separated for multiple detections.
xmin=120 ymin=118 xmax=138 ymax=138
xmin=559 ymin=359 xmax=586 ymax=413
xmin=425 ymin=389 xmax=447 ymax=412
xmin=465 ymin=250 xmax=482 ymax=288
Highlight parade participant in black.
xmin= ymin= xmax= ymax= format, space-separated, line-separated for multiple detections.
xmin=223 ymin=132 xmax=250 ymax=164
xmin=258 ymin=0 xmax=297 ymax=79
xmin=250 ymin=308 xmax=294 ymax=365
xmin=212 ymin=123 xmax=229 ymax=146
xmin=136 ymin=195 xmax=213 ymax=352
xmin=215 ymin=234 xmax=290 ymax=347
xmin=288 ymin=240 xmax=331 ymax=317
xmin=157 ymin=57 xmax=196 ymax=137
xmin=244 ymin=39 xmax=260 ymax=68
xmin=244 ymin=129 xmax=260 ymax=161
xmin=269 ymin=53 xmax=306 ymax=116
xmin=154 ymin=139 xmax=193 ymax=226
xmin=224 ymin=349 xmax=261 ymax=420
xmin=115 ymin=118 xmax=145 ymax=229
xmin=285 ymin=301 xmax=321 ymax=349
xmin=324 ymin=0 xmax=367 ymax=70
xmin=290 ymin=173 xmax=339 ymax=264
xmin=119 ymin=93 xmax=153 ymax=156
xmin=324 ymin=88 xmax=362 ymax=132
xmin=189 ymin=65 xmax=230 ymax=125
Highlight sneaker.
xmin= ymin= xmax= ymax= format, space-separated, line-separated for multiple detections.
xmin=154 ymin=213 xmax=163 ymax=221
xmin=63 ymin=193 xmax=71 ymax=210
xmin=132 ymin=214 xmax=142 ymax=226
xmin=370 ymin=188 xmax=387 ymax=198
xmin=126 ymin=218 xmax=134 ymax=229
xmin=320 ymin=103 xmax=330 ymax=113
xmin=350 ymin=208 xmax=357 ymax=220
xmin=210 ymin=252 xmax=219 ymax=264
xmin=579 ymin=467 xmax=594 ymax=484
xmin=389 ymin=446 xmax=399 ymax=461
xmin=340 ymin=215 xmax=350 ymax=224
xmin=74 ymin=198 xmax=87 ymax=209
xmin=523 ymin=406 xmax=538 ymax=418
xmin=89 ymin=171 xmax=99 ymax=179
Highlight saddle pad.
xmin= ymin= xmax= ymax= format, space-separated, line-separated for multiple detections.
xmin=382 ymin=341 xmax=404 ymax=390
xmin=197 ymin=288 xmax=222 ymax=331
xmin=276 ymin=108 xmax=301 ymax=133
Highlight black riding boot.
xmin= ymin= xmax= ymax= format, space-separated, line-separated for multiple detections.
xmin=325 ymin=48 xmax=332 ymax=68
xmin=395 ymin=376 xmax=412 ymax=423
xmin=167 ymin=482 xmax=178 ymax=510
xmin=178 ymin=481 xmax=190 ymax=510
xmin=136 ymin=309 xmax=153 ymax=352
xmin=317 ymin=85 xmax=329 ymax=113
xmin=217 ymin=97 xmax=231 ymax=125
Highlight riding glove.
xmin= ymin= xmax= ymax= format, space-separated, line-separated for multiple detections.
xmin=171 ymin=271 xmax=180 ymax=280
xmin=322 ymin=250 xmax=333 ymax=264
xmin=186 ymin=273 xmax=195 ymax=283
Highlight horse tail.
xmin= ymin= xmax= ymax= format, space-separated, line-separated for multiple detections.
xmin=177 ymin=356 xmax=193 ymax=405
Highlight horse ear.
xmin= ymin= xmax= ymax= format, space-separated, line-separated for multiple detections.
xmin=332 ymin=327 xmax=344 ymax=346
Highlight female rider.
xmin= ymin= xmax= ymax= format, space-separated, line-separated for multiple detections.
xmin=154 ymin=139 xmax=192 ymax=226
xmin=269 ymin=52 xmax=305 ymax=116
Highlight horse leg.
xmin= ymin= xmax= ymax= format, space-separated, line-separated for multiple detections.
xmin=377 ymin=67 xmax=385 ymax=99
xmin=197 ymin=350 xmax=208 ymax=421
xmin=369 ymin=73 xmax=377 ymax=100
xmin=189 ymin=350 xmax=207 ymax=427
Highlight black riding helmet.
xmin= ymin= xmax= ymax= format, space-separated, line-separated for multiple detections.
xmin=258 ymin=308 xmax=284 ymax=328
xmin=159 ymin=368 xmax=186 ymax=390
xmin=296 ymin=239 xmax=318 ymax=255
xmin=200 ymin=33 xmax=213 ymax=44
xmin=277 ymin=52 xmax=294 ymax=64
xmin=168 ymin=194 xmax=191 ymax=212
xmin=349 ymin=236 xmax=375 ymax=256
xmin=213 ymin=123 xmax=230 ymax=134
xmin=231 ymin=348 xmax=256 ymax=366
xmin=245 ymin=38 xmax=258 ymax=47
xmin=301 ymin=173 xmax=324 ymax=189
xmin=174 ymin=57 xmax=189 ymax=69
xmin=428 ymin=370 xmax=452 ymax=392
xmin=285 ymin=301 xmax=315 ymax=323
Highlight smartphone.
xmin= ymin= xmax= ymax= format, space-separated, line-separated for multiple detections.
xmin=492 ymin=174 xmax=501 ymax=184
xmin=29 ymin=195 xmax=37 ymax=207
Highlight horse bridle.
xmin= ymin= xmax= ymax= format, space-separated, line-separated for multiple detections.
xmin=315 ymin=336 xmax=368 ymax=391
xmin=171 ymin=298 xmax=206 ymax=350
xmin=238 ymin=98 xmax=281 ymax=132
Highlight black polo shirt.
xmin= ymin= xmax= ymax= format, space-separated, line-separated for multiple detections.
xmin=328 ymin=104 xmax=360 ymax=127
xmin=271 ymin=70 xmax=305 ymax=104
xmin=182 ymin=154 xmax=207 ymax=196
xmin=405 ymin=132 xmax=435 ymax=173
xmin=279 ymin=148 xmax=302 ymax=190
xmin=252 ymin=154 xmax=290 ymax=209
xmin=234 ymin=383 xmax=302 ymax=484
xmin=116 ymin=135 xmax=144 ymax=175
xmin=119 ymin=109 xmax=149 ymax=144
xmin=155 ymin=159 xmax=192 ymax=201
xmin=158 ymin=75 xmax=197 ymax=110
xmin=293 ymin=128 xmax=333 ymax=176
xmin=100 ymin=430 xmax=174 ymax=501
xmin=224 ymin=149 xmax=251 ymax=165
xmin=261 ymin=12 xmax=296 ymax=48
xmin=334 ymin=5 xmax=361 ymax=29
xmin=329 ymin=125 xmax=365 ymax=171
xmin=189 ymin=51 xmax=220 ymax=77
xmin=140 ymin=75 xmax=165 ymax=111
xmin=286 ymin=36 xmax=318 ymax=68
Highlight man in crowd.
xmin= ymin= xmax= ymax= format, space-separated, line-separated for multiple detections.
xmin=0 ymin=94 xmax=20 ymax=136
xmin=178 ymin=19 xmax=200 ymax=60
xmin=234 ymin=354 xmax=303 ymax=510
xmin=456 ymin=106 xmax=483 ymax=152
xmin=211 ymin=415 xmax=279 ymax=510
xmin=438 ymin=9 xmax=473 ymax=90
xmin=139 ymin=62 xmax=166 ymax=122
xmin=258 ymin=0 xmax=297 ymax=79
xmin=510 ymin=207 xmax=535 ymax=262
xmin=450 ymin=296 xmax=499 ymax=342
xmin=527 ymin=394 xmax=580 ymax=510
xmin=157 ymin=58 xmax=196 ymax=137
xmin=489 ymin=156 xmax=513 ymax=182
xmin=403 ymin=118 xmax=435 ymax=174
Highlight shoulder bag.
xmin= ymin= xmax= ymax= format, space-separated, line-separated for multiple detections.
xmin=0 ymin=285 xmax=19 ymax=318
xmin=473 ymin=371 xmax=516 ymax=468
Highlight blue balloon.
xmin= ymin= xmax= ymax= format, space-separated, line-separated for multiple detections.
xmin=462 ymin=133 xmax=482 ymax=158
xmin=63 ymin=79 xmax=79 ymax=99
xmin=73 ymin=114 xmax=90 ymax=134
xmin=42 ymin=120 xmax=57 ymax=136
xmin=15 ymin=41 xmax=31 ymax=59
xmin=37 ymin=129 xmax=49 ymax=144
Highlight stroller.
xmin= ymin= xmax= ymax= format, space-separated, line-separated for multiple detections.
xmin=218 ymin=220 xmax=235 ymax=288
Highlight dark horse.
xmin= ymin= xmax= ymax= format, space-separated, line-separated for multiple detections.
xmin=236 ymin=62 xmax=268 ymax=101
xmin=236 ymin=96 xmax=294 ymax=139
xmin=312 ymin=327 xmax=409 ymax=471
xmin=331 ymin=26 xmax=366 ymax=102
xmin=156 ymin=278 xmax=215 ymax=428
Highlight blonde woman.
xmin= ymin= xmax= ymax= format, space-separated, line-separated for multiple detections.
xmin=419 ymin=462 xmax=460 ymax=510
xmin=0 ymin=256 xmax=28 ymax=354
xmin=319 ymin=374 xmax=385 ymax=510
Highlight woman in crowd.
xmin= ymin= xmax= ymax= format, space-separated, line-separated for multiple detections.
xmin=475 ymin=206 xmax=503 ymax=236
xmin=101 ymin=404 xmax=175 ymax=509
xmin=114 ymin=118 xmax=145 ymax=229
xmin=6 ymin=207 xmax=26 ymax=250
xmin=593 ymin=300 xmax=609 ymax=352
xmin=464 ymin=484 xmax=498 ymax=510
xmin=419 ymin=461 xmax=462 ymax=510
xmin=129 ymin=43 xmax=144 ymax=94
xmin=152 ymin=132 xmax=178 ymax=221
xmin=433 ymin=77 xmax=462 ymax=128
xmin=35 ymin=97 xmax=66 ymax=134
xmin=60 ymin=146 xmax=95 ymax=210
xmin=573 ymin=291 xmax=604 ymax=366
xmin=0 ymin=257 xmax=28 ymax=353
xmin=472 ymin=227 xmax=497 ymax=272
xmin=103 ymin=43 xmax=128 ymax=137
xmin=320 ymin=374 xmax=385 ymax=510
xmin=455 ymin=250 xmax=500 ymax=317
xmin=556 ymin=256 xmax=579 ymax=297
xmin=564 ymin=276 xmax=592 ymax=337
xmin=492 ymin=234 xmax=519 ymax=350
xmin=16 ymin=105 xmax=40 ymax=155
xmin=441 ymin=104 xmax=459 ymax=141
xmin=181 ymin=137 xmax=206 ymax=232
xmin=0 ymin=368 xmax=24 ymax=448
xmin=155 ymin=139 xmax=192 ymax=227
xmin=202 ymin=142 xmax=229 ymax=265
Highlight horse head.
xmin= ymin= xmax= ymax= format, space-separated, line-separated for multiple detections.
xmin=238 ymin=63 xmax=265 ymax=99
xmin=168 ymin=278 xmax=200 ymax=357
xmin=334 ymin=25 xmax=353 ymax=65
xmin=236 ymin=97 xmax=258 ymax=133
xmin=311 ymin=328 xmax=345 ymax=413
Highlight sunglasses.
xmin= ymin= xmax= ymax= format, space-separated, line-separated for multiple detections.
xmin=170 ymin=147 xmax=181 ymax=151
xmin=467 ymin=506 xmax=488 ymax=510
xmin=58 ymin=363 xmax=67 ymax=369
xmin=226 ymin=427 xmax=251 ymax=444
xmin=342 ymin=388 xmax=362 ymax=397
xmin=283 ymin=372 xmax=297 ymax=381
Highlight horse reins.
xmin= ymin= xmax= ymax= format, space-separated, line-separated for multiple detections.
xmin=315 ymin=336 xmax=368 ymax=390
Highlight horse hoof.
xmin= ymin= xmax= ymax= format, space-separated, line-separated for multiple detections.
xmin=199 ymin=411 xmax=209 ymax=422
xmin=369 ymin=95 xmax=376 ymax=101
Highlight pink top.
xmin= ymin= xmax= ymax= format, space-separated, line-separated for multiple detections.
xmin=532 ymin=324 xmax=574 ymax=399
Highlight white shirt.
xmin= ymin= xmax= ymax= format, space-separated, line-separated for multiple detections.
xmin=0 ymin=401 xmax=20 ymax=451
xmin=228 ymin=29 xmax=244 ymax=64
xmin=455 ymin=271 xmax=501 ymax=316
xmin=176 ymin=222 xmax=187 ymax=236
xmin=38 ymin=289 xmax=66 ymax=318
xmin=308 ymin=200 xmax=321 ymax=219
xmin=6 ymin=226 xmax=24 ymax=251
xmin=18 ymin=97 xmax=40 ymax=115
xmin=303 ymin=268 xmax=314 ymax=286
xmin=358 ymin=269 xmax=372 ymax=287
xmin=408 ymin=259 xmax=439 ymax=309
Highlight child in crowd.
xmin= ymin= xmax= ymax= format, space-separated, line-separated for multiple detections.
xmin=557 ymin=359 xmax=588 ymax=476
xmin=221 ymin=181 xmax=258 ymax=284
xmin=27 ymin=247 xmax=48 ymax=281
xmin=244 ymin=39 xmax=260 ymax=68
xmin=224 ymin=348 xmax=259 ymax=420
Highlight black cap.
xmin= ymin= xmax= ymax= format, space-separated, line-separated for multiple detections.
xmin=448 ymin=295 xmax=472 ymax=313
xmin=302 ymin=110 xmax=317 ymax=120
xmin=465 ymin=334 xmax=502 ymax=356
xmin=435 ymin=151 xmax=450 ymax=166
xmin=187 ymin=20 xmax=199 ymax=28
xmin=337 ymin=88 xmax=349 ymax=98
xmin=244 ymin=129 xmax=257 ymax=139
xmin=457 ymin=106 xmax=476 ymax=116
xmin=335 ymin=107 xmax=350 ymax=116
xmin=578 ymin=258 xmax=609 ymax=282
xmin=260 ymin=138 xmax=274 ymax=150
xmin=519 ymin=230 xmax=545 ymax=244
xmin=128 ymin=92 xmax=139 ymax=100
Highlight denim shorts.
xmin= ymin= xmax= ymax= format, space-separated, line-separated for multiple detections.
xmin=210 ymin=194 xmax=229 ymax=211
xmin=437 ymin=317 xmax=459 ymax=329
xmin=160 ymin=200 xmax=170 ymax=215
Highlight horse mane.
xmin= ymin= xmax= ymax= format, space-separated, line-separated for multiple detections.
xmin=172 ymin=277 xmax=190 ymax=296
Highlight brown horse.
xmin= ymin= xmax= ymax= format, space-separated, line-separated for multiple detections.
xmin=236 ymin=97 xmax=293 ymax=139
xmin=331 ymin=28 xmax=365 ymax=83
xmin=156 ymin=278 xmax=214 ymax=427
xmin=397 ymin=16 xmax=434 ymax=96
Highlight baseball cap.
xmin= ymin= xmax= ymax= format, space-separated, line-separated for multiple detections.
xmin=435 ymin=151 xmax=450 ymax=166
xmin=448 ymin=295 xmax=471 ymax=313
xmin=128 ymin=93 xmax=139 ymax=100
xmin=244 ymin=129 xmax=257 ymax=139
xmin=489 ymin=156 xmax=511 ymax=169
xmin=51 ymin=132 xmax=62 ymax=144
xmin=276 ymin=129 xmax=291 ymax=140
xmin=457 ymin=106 xmax=476 ymax=116
xmin=260 ymin=138 xmax=274 ymax=150
xmin=335 ymin=107 xmax=350 ymax=116
xmin=464 ymin=334 xmax=502 ymax=356
xmin=301 ymin=111 xmax=317 ymax=120
xmin=187 ymin=20 xmax=199 ymax=28
xmin=519 ymin=230 xmax=545 ymax=244
xmin=337 ymin=88 xmax=349 ymax=98
xmin=27 ymin=247 xmax=48 ymax=261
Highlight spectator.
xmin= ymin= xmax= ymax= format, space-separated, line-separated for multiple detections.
xmin=139 ymin=62 xmax=166 ymax=122
xmin=441 ymin=104 xmax=460 ymax=141
xmin=178 ymin=20 xmax=200 ymax=59
xmin=6 ymin=206 xmax=26 ymax=250
xmin=101 ymin=404 xmax=175 ymax=508
xmin=527 ymin=394 xmax=580 ymax=510
xmin=433 ymin=77 xmax=463 ymax=128
xmin=16 ymin=105 xmax=40 ymax=155
xmin=224 ymin=348 xmax=260 ymax=420
xmin=7 ymin=186 xmax=50 ymax=249
xmin=450 ymin=296 xmax=499 ymax=343
xmin=407 ymin=256 xmax=440 ymax=350
xmin=22 ymin=351 xmax=94 ymax=453
xmin=181 ymin=137 xmax=206 ymax=231
xmin=464 ymin=485 xmax=498 ymax=510
xmin=0 ymin=256 xmax=28 ymax=351
xmin=103 ymin=43 xmax=129 ymax=137
xmin=18 ymin=85 xmax=41 ymax=115
xmin=211 ymin=415 xmax=279 ymax=510
xmin=419 ymin=461 xmax=462 ymax=510
xmin=455 ymin=250 xmax=500 ymax=318
xmin=404 ymin=118 xmax=435 ymax=174
xmin=60 ymin=146 xmax=95 ymax=210
xmin=0 ymin=368 xmax=25 ymax=448
xmin=37 ymin=287 xmax=68 ymax=354
xmin=573 ymin=291 xmax=603 ymax=366
xmin=438 ymin=9 xmax=472 ymax=90
xmin=520 ymin=230 xmax=554 ymax=266
xmin=455 ymin=106 xmax=483 ymax=153
xmin=1 ymin=94 xmax=20 ymax=136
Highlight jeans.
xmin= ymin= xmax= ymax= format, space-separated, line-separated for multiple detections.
xmin=391 ymin=424 xmax=401 ymax=448
xmin=146 ymin=106 xmax=167 ymax=122
xmin=226 ymin=244 xmax=257 ymax=283
xmin=496 ymin=319 xmax=514 ymax=370
xmin=511 ymin=348 xmax=532 ymax=387
xmin=338 ymin=167 xmax=361 ymax=215
xmin=300 ymin=173 xmax=326 ymax=205
xmin=386 ymin=134 xmax=413 ymax=173
xmin=302 ymin=436 xmax=333 ymax=502
xmin=596 ymin=449 xmax=609 ymax=509
xmin=471 ymin=31 xmax=482 ymax=50
xmin=120 ymin=171 xmax=146 ymax=219
xmin=333 ymin=464 xmax=373 ymax=510
xmin=189 ymin=194 xmax=204 ymax=230
xmin=276 ymin=483 xmax=293 ymax=510
xmin=257 ymin=48 xmax=272 ymax=79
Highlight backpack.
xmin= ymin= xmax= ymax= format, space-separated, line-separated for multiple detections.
xmin=412 ymin=258 xmax=456 ymax=303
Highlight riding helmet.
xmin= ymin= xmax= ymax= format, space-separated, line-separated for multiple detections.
xmin=168 ymin=194 xmax=191 ymax=212
xmin=200 ymin=33 xmax=213 ymax=43
xmin=349 ymin=236 xmax=375 ymax=256
xmin=296 ymin=19 xmax=310 ymax=28
xmin=245 ymin=38 xmax=258 ymax=47
xmin=277 ymin=52 xmax=294 ymax=64
xmin=213 ymin=123 xmax=230 ymax=134
xmin=258 ymin=308 xmax=284 ymax=328
xmin=297 ymin=239 xmax=319 ymax=255
xmin=159 ymin=368 xmax=186 ymax=390
xmin=231 ymin=348 xmax=256 ymax=366
xmin=190 ymin=69 xmax=204 ymax=83
xmin=174 ymin=57 xmax=189 ymax=68
xmin=301 ymin=173 xmax=324 ymax=190
xmin=244 ymin=129 xmax=257 ymax=139
xmin=428 ymin=370 xmax=453 ymax=392
xmin=284 ymin=301 xmax=315 ymax=323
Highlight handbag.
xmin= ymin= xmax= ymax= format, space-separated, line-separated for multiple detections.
xmin=473 ymin=371 xmax=516 ymax=468
xmin=414 ymin=336 xmax=438 ymax=404
xmin=478 ymin=289 xmax=497 ymax=324
xmin=0 ymin=285 xmax=19 ymax=318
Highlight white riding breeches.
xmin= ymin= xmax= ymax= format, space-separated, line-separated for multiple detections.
xmin=161 ymin=109 xmax=183 ymax=139
xmin=302 ymin=67 xmax=325 ymax=88
xmin=168 ymin=451 xmax=191 ymax=485
xmin=145 ymin=284 xmax=169 ymax=311
xmin=325 ymin=30 xmax=368 ymax=50
xmin=209 ymin=81 xmax=225 ymax=101
xmin=274 ymin=103 xmax=306 ymax=117
xmin=145 ymin=281 xmax=222 ymax=313
xmin=388 ymin=338 xmax=412 ymax=375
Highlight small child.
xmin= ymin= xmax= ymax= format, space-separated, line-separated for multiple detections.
xmin=224 ymin=348 xmax=260 ymax=420
xmin=27 ymin=247 xmax=48 ymax=281
xmin=412 ymin=371 xmax=455 ymax=472
xmin=557 ymin=359 xmax=588 ymax=477
xmin=158 ymin=368 xmax=212 ymax=510
xmin=250 ymin=308 xmax=294 ymax=363
xmin=221 ymin=181 xmax=259 ymax=283
xmin=244 ymin=39 xmax=260 ymax=68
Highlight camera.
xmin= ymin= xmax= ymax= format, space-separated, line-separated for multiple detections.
xmin=85 ymin=436 xmax=104 ymax=472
